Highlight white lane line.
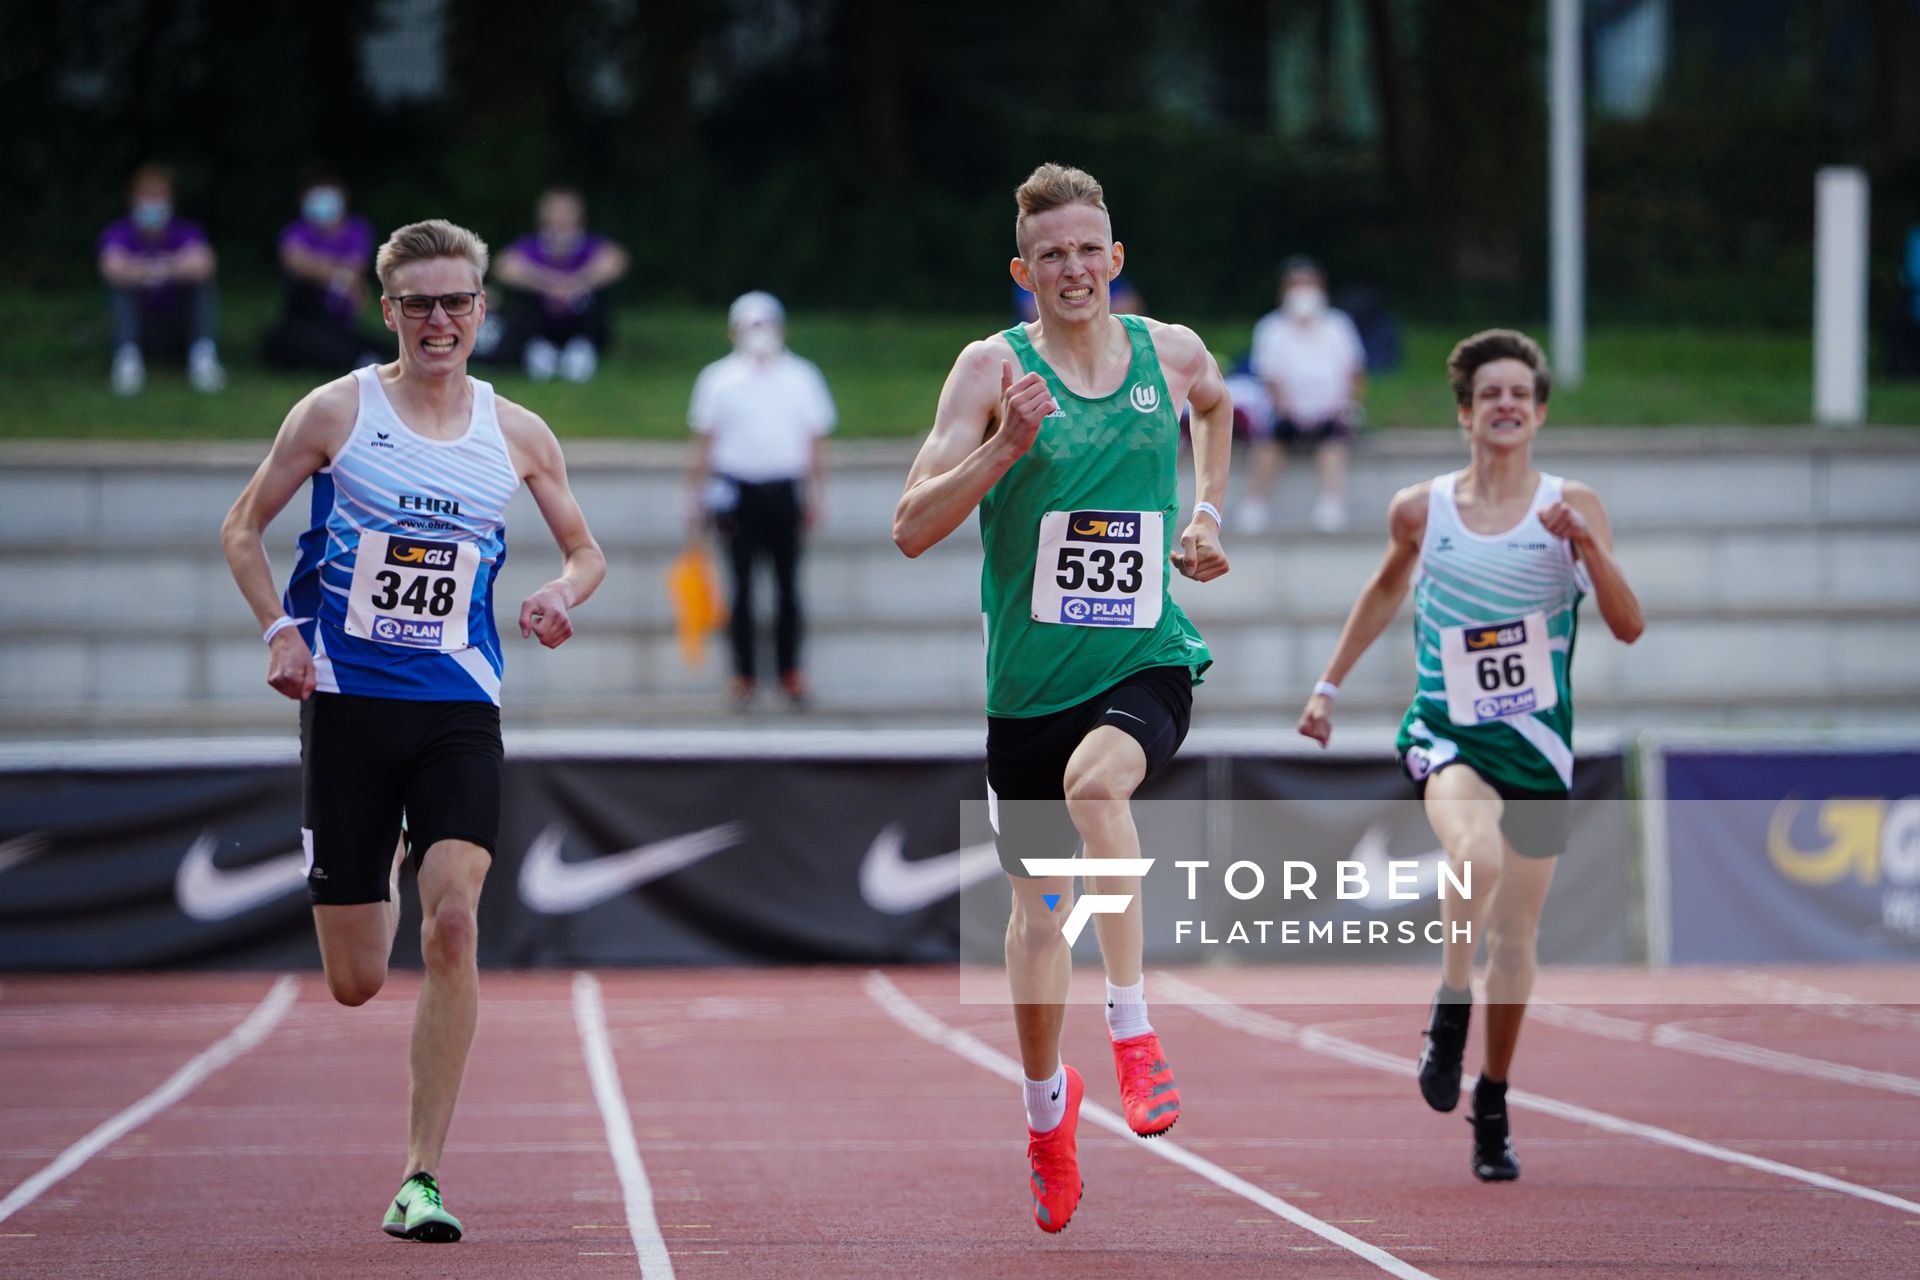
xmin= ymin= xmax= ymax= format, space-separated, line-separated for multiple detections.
xmin=1729 ymin=972 xmax=1920 ymax=1032
xmin=572 ymin=973 xmax=675 ymax=1280
xmin=1528 ymin=1002 xmax=1920 ymax=1098
xmin=1157 ymin=973 xmax=1920 ymax=1218
xmin=0 ymin=975 xmax=298 ymax=1227
xmin=863 ymin=971 xmax=1436 ymax=1280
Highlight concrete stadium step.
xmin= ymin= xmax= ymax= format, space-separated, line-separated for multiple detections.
xmin=2 ymin=432 xmax=1916 ymax=733
xmin=6 ymin=524 xmax=1917 ymax=629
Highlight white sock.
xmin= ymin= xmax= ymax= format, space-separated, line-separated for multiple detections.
xmin=1106 ymin=977 xmax=1152 ymax=1041
xmin=1023 ymin=1064 xmax=1067 ymax=1133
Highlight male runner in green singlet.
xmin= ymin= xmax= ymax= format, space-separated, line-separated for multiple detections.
xmin=894 ymin=163 xmax=1232 ymax=1233
xmin=1297 ymin=329 xmax=1644 ymax=1181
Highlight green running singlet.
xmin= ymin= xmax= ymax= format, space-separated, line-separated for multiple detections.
xmin=979 ymin=315 xmax=1211 ymax=717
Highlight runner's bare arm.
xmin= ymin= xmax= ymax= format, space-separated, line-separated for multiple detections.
xmin=1150 ymin=322 xmax=1231 ymax=582
xmin=219 ymin=377 xmax=357 ymax=699
xmin=1297 ymin=482 xmax=1429 ymax=746
xmin=500 ymin=400 xmax=606 ymax=648
xmin=1543 ymin=482 xmax=1643 ymax=644
xmin=893 ymin=339 xmax=1055 ymax=557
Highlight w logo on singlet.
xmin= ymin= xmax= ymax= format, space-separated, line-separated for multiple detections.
xmin=1129 ymin=384 xmax=1160 ymax=413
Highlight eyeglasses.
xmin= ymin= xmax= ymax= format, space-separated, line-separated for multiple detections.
xmin=386 ymin=292 xmax=481 ymax=319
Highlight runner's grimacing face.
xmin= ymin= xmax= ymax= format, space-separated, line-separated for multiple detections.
xmin=1459 ymin=357 xmax=1545 ymax=450
xmin=1014 ymin=203 xmax=1124 ymax=325
xmin=383 ymin=256 xmax=486 ymax=374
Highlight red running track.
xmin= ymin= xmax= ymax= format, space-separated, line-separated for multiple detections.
xmin=1 ymin=966 xmax=1916 ymax=1279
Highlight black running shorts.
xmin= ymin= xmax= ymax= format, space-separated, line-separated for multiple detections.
xmin=985 ymin=664 xmax=1195 ymax=877
xmin=1413 ymin=762 xmax=1571 ymax=861
xmin=299 ymin=692 xmax=502 ymax=905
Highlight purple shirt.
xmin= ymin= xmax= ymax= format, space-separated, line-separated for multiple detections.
xmin=508 ymin=231 xmax=606 ymax=275
xmin=279 ymin=215 xmax=375 ymax=320
xmin=99 ymin=217 xmax=210 ymax=308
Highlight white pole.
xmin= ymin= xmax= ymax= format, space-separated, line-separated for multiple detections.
xmin=1814 ymin=166 xmax=1870 ymax=426
xmin=1549 ymin=0 xmax=1585 ymax=388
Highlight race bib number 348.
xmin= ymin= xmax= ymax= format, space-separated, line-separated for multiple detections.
xmin=1439 ymin=611 xmax=1558 ymax=725
xmin=1031 ymin=509 xmax=1163 ymax=629
xmin=344 ymin=531 xmax=479 ymax=651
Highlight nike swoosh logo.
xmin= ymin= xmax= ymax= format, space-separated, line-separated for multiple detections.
xmin=518 ymin=822 xmax=745 ymax=915
xmin=1104 ymin=708 xmax=1147 ymax=725
xmin=858 ymin=823 xmax=1004 ymax=915
xmin=175 ymin=831 xmax=309 ymax=922
xmin=1347 ymin=821 xmax=1447 ymax=911
xmin=0 ymin=832 xmax=49 ymax=876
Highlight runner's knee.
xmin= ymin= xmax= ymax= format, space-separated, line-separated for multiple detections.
xmin=325 ymin=959 xmax=387 ymax=1007
xmin=420 ymin=901 xmax=479 ymax=971
xmin=1485 ymin=916 xmax=1539 ymax=970
xmin=1008 ymin=891 xmax=1069 ymax=954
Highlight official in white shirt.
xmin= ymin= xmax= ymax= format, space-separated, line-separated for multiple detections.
xmin=685 ymin=292 xmax=835 ymax=707
xmin=1238 ymin=256 xmax=1367 ymax=534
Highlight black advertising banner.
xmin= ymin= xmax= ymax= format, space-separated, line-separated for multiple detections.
xmin=1221 ymin=754 xmax=1635 ymax=965
xmin=0 ymin=750 xmax=1629 ymax=971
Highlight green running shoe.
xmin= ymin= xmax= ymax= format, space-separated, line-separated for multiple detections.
xmin=382 ymin=1171 xmax=463 ymax=1242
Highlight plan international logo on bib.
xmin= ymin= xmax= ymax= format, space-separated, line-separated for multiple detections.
xmin=1060 ymin=596 xmax=1135 ymax=625
xmin=373 ymin=615 xmax=445 ymax=645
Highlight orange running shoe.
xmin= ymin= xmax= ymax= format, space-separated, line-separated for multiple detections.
xmin=1112 ymin=1031 xmax=1180 ymax=1136
xmin=1026 ymin=1065 xmax=1085 ymax=1233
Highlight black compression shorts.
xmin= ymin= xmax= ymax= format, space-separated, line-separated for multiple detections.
xmin=299 ymin=692 xmax=502 ymax=905
xmin=985 ymin=664 xmax=1195 ymax=877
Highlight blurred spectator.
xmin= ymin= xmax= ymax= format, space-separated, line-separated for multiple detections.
xmin=1333 ymin=282 xmax=1404 ymax=376
xmin=1014 ymin=273 xmax=1142 ymax=324
xmin=1892 ymin=225 xmax=1920 ymax=378
xmin=684 ymin=292 xmax=835 ymax=710
xmin=98 ymin=162 xmax=224 ymax=395
xmin=1239 ymin=256 xmax=1366 ymax=534
xmin=260 ymin=171 xmax=384 ymax=372
xmin=486 ymin=186 xmax=629 ymax=382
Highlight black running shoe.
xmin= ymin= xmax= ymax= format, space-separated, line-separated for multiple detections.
xmin=1417 ymin=993 xmax=1470 ymax=1112
xmin=1469 ymin=1096 xmax=1520 ymax=1182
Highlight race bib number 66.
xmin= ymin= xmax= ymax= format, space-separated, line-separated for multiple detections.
xmin=344 ymin=531 xmax=479 ymax=651
xmin=1031 ymin=509 xmax=1163 ymax=629
xmin=1439 ymin=611 xmax=1557 ymax=724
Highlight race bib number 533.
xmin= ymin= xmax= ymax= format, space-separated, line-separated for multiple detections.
xmin=344 ymin=531 xmax=479 ymax=651
xmin=1439 ymin=611 xmax=1557 ymax=724
xmin=1031 ymin=509 xmax=1163 ymax=629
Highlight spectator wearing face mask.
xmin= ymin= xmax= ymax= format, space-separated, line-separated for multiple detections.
xmin=684 ymin=292 xmax=836 ymax=709
xmin=98 ymin=162 xmax=224 ymax=395
xmin=486 ymin=186 xmax=630 ymax=383
xmin=1238 ymin=256 xmax=1367 ymax=534
xmin=261 ymin=171 xmax=385 ymax=372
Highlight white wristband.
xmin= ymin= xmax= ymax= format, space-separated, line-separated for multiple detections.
xmin=1313 ymin=680 xmax=1340 ymax=700
xmin=1193 ymin=501 xmax=1223 ymax=529
xmin=262 ymin=616 xmax=307 ymax=644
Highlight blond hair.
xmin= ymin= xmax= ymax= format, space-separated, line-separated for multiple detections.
xmin=1447 ymin=328 xmax=1551 ymax=408
xmin=1014 ymin=163 xmax=1108 ymax=256
xmin=375 ymin=218 xmax=490 ymax=292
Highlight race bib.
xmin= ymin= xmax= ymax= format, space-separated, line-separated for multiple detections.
xmin=1439 ymin=611 xmax=1558 ymax=725
xmin=344 ymin=530 xmax=480 ymax=651
xmin=1031 ymin=509 xmax=1163 ymax=629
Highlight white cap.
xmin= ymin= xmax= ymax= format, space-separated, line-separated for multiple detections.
xmin=728 ymin=290 xmax=785 ymax=329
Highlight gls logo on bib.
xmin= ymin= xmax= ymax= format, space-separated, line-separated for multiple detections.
xmin=385 ymin=536 xmax=458 ymax=569
xmin=1129 ymin=383 xmax=1160 ymax=413
xmin=1066 ymin=511 xmax=1141 ymax=543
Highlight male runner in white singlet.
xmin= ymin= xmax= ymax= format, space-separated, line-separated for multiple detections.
xmin=221 ymin=219 xmax=605 ymax=1241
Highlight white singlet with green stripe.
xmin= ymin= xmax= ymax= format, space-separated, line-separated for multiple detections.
xmin=1395 ymin=470 xmax=1590 ymax=794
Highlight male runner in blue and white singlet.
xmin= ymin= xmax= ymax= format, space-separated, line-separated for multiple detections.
xmin=221 ymin=218 xmax=605 ymax=1242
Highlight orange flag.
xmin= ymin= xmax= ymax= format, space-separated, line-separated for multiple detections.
xmin=667 ymin=543 xmax=725 ymax=668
